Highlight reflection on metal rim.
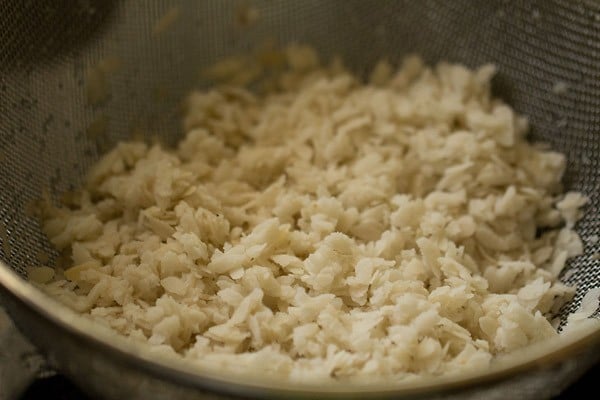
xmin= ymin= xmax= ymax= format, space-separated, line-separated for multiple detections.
xmin=1 ymin=261 xmax=599 ymax=398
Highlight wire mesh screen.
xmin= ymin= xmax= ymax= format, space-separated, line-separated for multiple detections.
xmin=1 ymin=0 xmax=599 ymax=327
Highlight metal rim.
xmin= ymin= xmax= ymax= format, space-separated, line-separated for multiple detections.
xmin=1 ymin=261 xmax=599 ymax=399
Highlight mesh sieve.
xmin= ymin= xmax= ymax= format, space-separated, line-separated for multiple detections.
xmin=3 ymin=0 xmax=599 ymax=324
xmin=0 ymin=0 xmax=599 ymax=369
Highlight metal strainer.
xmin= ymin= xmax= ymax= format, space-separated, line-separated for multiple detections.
xmin=1 ymin=1 xmax=600 ymax=399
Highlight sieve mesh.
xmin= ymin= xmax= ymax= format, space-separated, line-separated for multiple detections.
xmin=1 ymin=0 xmax=599 ymax=328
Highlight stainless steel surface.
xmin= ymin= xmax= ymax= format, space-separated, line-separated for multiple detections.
xmin=0 ymin=307 xmax=41 ymax=400
xmin=1 ymin=1 xmax=600 ymax=399
xmin=2 ymin=268 xmax=599 ymax=400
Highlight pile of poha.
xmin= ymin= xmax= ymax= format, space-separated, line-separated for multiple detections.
xmin=29 ymin=47 xmax=586 ymax=381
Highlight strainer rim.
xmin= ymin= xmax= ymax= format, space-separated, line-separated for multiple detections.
xmin=1 ymin=261 xmax=599 ymax=398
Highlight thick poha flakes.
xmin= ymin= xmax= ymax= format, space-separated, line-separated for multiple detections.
xmin=31 ymin=47 xmax=586 ymax=381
